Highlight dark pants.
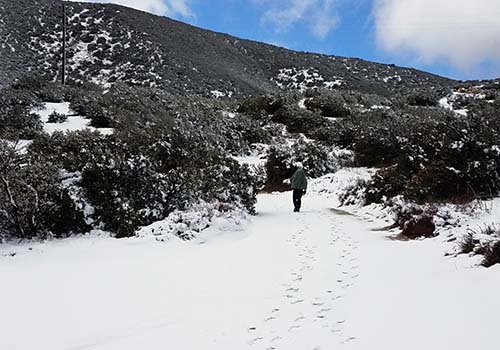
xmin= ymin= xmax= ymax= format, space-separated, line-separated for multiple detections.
xmin=293 ymin=189 xmax=304 ymax=212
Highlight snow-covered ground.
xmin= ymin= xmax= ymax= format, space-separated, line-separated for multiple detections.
xmin=1 ymin=171 xmax=499 ymax=350
xmin=35 ymin=102 xmax=114 ymax=135
xmin=232 ymin=144 xmax=269 ymax=168
xmin=4 ymin=139 xmax=33 ymax=154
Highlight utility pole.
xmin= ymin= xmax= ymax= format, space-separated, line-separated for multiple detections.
xmin=62 ymin=1 xmax=67 ymax=85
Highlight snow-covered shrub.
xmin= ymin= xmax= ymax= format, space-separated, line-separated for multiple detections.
xmin=67 ymin=83 xmax=105 ymax=121
xmin=364 ymin=168 xmax=398 ymax=204
xmin=405 ymin=88 xmax=442 ymax=107
xmin=483 ymin=240 xmax=500 ymax=268
xmin=11 ymin=73 xmax=64 ymax=103
xmin=0 ymin=87 xmax=43 ymax=139
xmin=272 ymin=105 xmax=328 ymax=134
xmin=82 ymin=153 xmax=183 ymax=238
xmin=327 ymin=108 xmax=404 ymax=167
xmin=460 ymin=231 xmax=479 ymax=255
xmin=236 ymin=90 xmax=393 ymax=149
xmin=237 ymin=93 xmax=341 ymax=145
xmin=29 ymin=130 xmax=111 ymax=172
xmin=137 ymin=201 xmax=246 ymax=241
xmin=304 ymin=90 xmax=351 ymax=118
xmin=265 ymin=140 xmax=337 ymax=191
xmin=25 ymin=114 xmax=261 ymax=239
xmin=227 ymin=114 xmax=272 ymax=151
xmin=391 ymin=201 xmax=437 ymax=239
xmin=0 ymin=141 xmax=88 ymax=240
xmin=267 ymin=104 xmax=339 ymax=146
xmin=31 ymin=131 xmax=178 ymax=238
xmin=68 ymin=83 xmax=170 ymax=128
xmin=237 ymin=95 xmax=285 ymax=118
xmin=47 ymin=111 xmax=68 ymax=123
xmin=459 ymin=225 xmax=500 ymax=267
xmin=338 ymin=178 xmax=368 ymax=206
xmin=194 ymin=160 xmax=260 ymax=215
xmin=172 ymin=99 xmax=271 ymax=156
xmin=362 ymin=105 xmax=500 ymax=203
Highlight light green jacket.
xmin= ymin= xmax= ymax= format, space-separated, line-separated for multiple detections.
xmin=291 ymin=168 xmax=307 ymax=190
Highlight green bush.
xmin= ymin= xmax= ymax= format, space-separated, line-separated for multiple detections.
xmin=0 ymin=141 xmax=88 ymax=240
xmin=304 ymin=91 xmax=351 ymax=119
xmin=237 ymin=95 xmax=285 ymax=118
xmin=265 ymin=140 xmax=337 ymax=191
xmin=460 ymin=225 xmax=500 ymax=267
xmin=20 ymin=111 xmax=262 ymax=239
xmin=356 ymin=105 xmax=500 ymax=203
xmin=0 ymin=88 xmax=43 ymax=139
xmin=391 ymin=202 xmax=437 ymax=239
xmin=48 ymin=111 xmax=68 ymax=123
xmin=11 ymin=73 xmax=65 ymax=103
xmin=483 ymin=241 xmax=500 ymax=268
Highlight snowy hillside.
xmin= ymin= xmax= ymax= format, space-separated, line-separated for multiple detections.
xmin=0 ymin=0 xmax=455 ymax=96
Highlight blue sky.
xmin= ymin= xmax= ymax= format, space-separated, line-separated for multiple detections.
xmin=78 ymin=0 xmax=500 ymax=80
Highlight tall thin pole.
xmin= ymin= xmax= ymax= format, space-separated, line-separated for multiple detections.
xmin=62 ymin=1 xmax=67 ymax=85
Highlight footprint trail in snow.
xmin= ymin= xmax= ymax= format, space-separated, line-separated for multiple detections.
xmin=247 ymin=197 xmax=360 ymax=349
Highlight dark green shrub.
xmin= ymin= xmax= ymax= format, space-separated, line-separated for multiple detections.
xmin=460 ymin=225 xmax=500 ymax=267
xmin=407 ymin=91 xmax=439 ymax=107
xmin=365 ymin=167 xmax=407 ymax=204
xmin=338 ymin=178 xmax=368 ymax=206
xmin=483 ymin=241 xmax=500 ymax=268
xmin=459 ymin=231 xmax=477 ymax=255
xmin=0 ymin=87 xmax=43 ymax=139
xmin=391 ymin=202 xmax=437 ymax=239
xmin=304 ymin=92 xmax=351 ymax=119
xmin=11 ymin=73 xmax=64 ymax=103
xmin=82 ymin=152 xmax=183 ymax=238
xmin=0 ymin=141 xmax=88 ymax=240
xmin=345 ymin=109 xmax=401 ymax=167
xmin=237 ymin=95 xmax=285 ymax=118
xmin=48 ymin=111 xmax=68 ymax=123
xmin=362 ymin=104 xmax=500 ymax=203
xmin=265 ymin=146 xmax=296 ymax=192
xmin=265 ymin=141 xmax=336 ymax=191
xmin=272 ymin=106 xmax=327 ymax=133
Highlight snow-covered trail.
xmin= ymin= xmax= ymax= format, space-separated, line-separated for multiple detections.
xmin=1 ymin=190 xmax=499 ymax=350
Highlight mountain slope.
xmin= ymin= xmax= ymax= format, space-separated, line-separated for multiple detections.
xmin=1 ymin=0 xmax=456 ymax=97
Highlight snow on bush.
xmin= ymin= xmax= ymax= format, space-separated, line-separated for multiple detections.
xmin=0 ymin=140 xmax=89 ymax=240
xmin=389 ymin=200 xmax=437 ymax=239
xmin=0 ymin=84 xmax=43 ymax=139
xmin=460 ymin=224 xmax=500 ymax=267
xmin=273 ymin=67 xmax=343 ymax=91
xmin=0 ymin=79 xmax=268 ymax=241
xmin=265 ymin=139 xmax=338 ymax=191
xmin=59 ymin=170 xmax=96 ymax=226
xmin=309 ymin=168 xmax=373 ymax=199
xmin=47 ymin=111 xmax=68 ymax=123
xmin=137 ymin=201 xmax=247 ymax=241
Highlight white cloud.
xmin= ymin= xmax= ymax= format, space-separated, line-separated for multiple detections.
xmin=167 ymin=0 xmax=192 ymax=17
xmin=373 ymin=0 xmax=500 ymax=71
xmin=70 ymin=0 xmax=193 ymax=18
xmin=258 ymin=0 xmax=340 ymax=39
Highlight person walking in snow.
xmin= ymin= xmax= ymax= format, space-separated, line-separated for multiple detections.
xmin=291 ymin=162 xmax=307 ymax=212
